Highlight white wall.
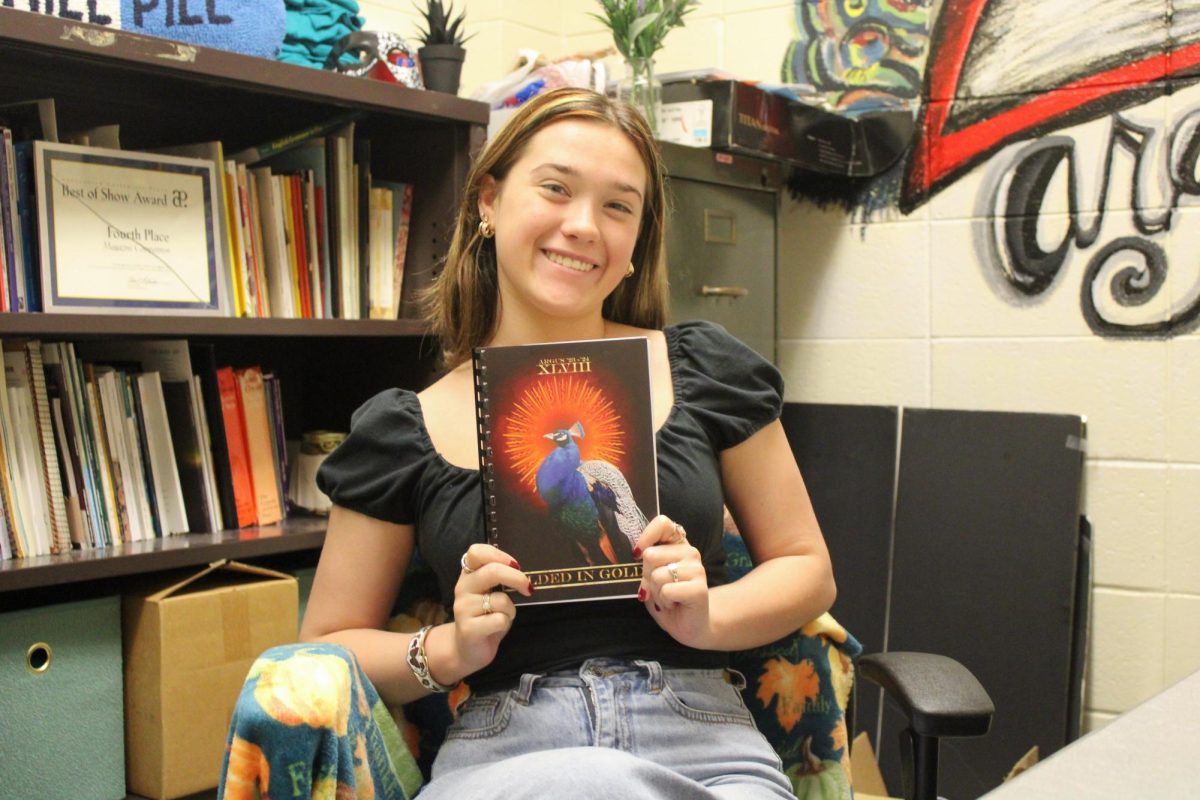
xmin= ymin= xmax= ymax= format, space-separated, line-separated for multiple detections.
xmin=357 ymin=0 xmax=1200 ymax=735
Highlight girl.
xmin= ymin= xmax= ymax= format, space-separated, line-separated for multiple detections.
xmin=301 ymin=86 xmax=835 ymax=798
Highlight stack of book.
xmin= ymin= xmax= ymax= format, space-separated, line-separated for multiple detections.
xmin=0 ymin=338 xmax=291 ymax=559
xmin=0 ymin=99 xmax=413 ymax=319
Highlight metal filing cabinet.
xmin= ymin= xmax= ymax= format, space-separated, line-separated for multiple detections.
xmin=661 ymin=142 xmax=783 ymax=361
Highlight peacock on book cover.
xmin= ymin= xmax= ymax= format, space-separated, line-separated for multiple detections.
xmin=473 ymin=336 xmax=658 ymax=605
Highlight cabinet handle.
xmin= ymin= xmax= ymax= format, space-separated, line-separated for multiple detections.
xmin=700 ymin=285 xmax=749 ymax=298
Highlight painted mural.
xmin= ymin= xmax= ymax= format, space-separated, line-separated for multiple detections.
xmin=786 ymin=0 xmax=1200 ymax=337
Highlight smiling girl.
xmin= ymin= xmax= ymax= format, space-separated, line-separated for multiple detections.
xmin=286 ymin=87 xmax=834 ymax=798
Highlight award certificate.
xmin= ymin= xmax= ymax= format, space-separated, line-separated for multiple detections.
xmin=35 ymin=141 xmax=227 ymax=314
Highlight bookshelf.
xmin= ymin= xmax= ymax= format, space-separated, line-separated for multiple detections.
xmin=0 ymin=7 xmax=488 ymax=596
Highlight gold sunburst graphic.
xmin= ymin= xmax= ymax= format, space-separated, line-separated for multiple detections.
xmin=501 ymin=375 xmax=626 ymax=491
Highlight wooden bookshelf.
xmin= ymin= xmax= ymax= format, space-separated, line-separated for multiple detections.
xmin=0 ymin=312 xmax=430 ymax=339
xmin=0 ymin=12 xmax=489 ymax=799
xmin=0 ymin=7 xmax=486 ymax=591
xmin=0 ymin=516 xmax=326 ymax=593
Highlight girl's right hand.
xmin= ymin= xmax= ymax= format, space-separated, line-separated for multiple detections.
xmin=444 ymin=543 xmax=533 ymax=679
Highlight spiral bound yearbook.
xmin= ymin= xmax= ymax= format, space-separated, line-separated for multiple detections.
xmin=473 ymin=336 xmax=659 ymax=605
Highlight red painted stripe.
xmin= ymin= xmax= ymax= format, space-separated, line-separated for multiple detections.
xmin=910 ymin=29 xmax=1200 ymax=201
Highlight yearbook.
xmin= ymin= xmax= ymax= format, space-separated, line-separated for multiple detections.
xmin=473 ymin=337 xmax=658 ymax=605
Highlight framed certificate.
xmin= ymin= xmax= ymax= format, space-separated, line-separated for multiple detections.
xmin=34 ymin=141 xmax=228 ymax=315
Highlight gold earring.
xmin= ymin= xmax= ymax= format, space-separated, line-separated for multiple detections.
xmin=478 ymin=217 xmax=495 ymax=239
xmin=625 ymin=262 xmax=635 ymax=278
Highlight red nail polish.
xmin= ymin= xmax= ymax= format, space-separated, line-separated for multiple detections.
xmin=527 ymin=580 xmax=535 ymax=595
xmin=510 ymin=559 xmax=521 ymax=570
xmin=632 ymin=546 xmax=642 ymax=559
xmin=637 ymin=587 xmax=647 ymax=602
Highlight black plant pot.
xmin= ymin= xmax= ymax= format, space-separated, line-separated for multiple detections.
xmin=419 ymin=44 xmax=466 ymax=94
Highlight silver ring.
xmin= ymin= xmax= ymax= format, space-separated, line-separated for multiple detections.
xmin=482 ymin=593 xmax=493 ymax=615
xmin=460 ymin=553 xmax=475 ymax=574
xmin=666 ymin=562 xmax=681 ymax=583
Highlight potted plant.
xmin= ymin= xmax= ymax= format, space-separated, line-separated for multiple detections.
xmin=414 ymin=0 xmax=471 ymax=95
xmin=592 ymin=0 xmax=700 ymax=135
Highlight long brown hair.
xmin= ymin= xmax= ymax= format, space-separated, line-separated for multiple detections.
xmin=425 ymin=87 xmax=668 ymax=367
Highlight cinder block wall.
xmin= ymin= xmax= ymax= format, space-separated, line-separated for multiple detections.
xmin=358 ymin=0 xmax=1200 ymax=734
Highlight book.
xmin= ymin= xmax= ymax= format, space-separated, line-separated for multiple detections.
xmin=0 ymin=374 xmax=30 ymax=556
xmin=51 ymin=342 xmax=110 ymax=547
xmin=135 ymin=372 xmax=189 ymax=536
xmin=87 ymin=364 xmax=132 ymax=544
xmin=22 ymin=341 xmax=71 ymax=552
xmin=251 ymin=166 xmax=294 ymax=318
xmin=10 ymin=141 xmax=39 ymax=312
xmin=0 ymin=98 xmax=59 ymax=143
xmin=354 ymin=138 xmax=371 ymax=321
xmin=62 ymin=123 xmax=120 ymax=149
xmin=149 ymin=141 xmax=238 ymax=319
xmin=2 ymin=343 xmax=55 ymax=555
xmin=1 ymin=129 xmax=27 ymax=311
xmin=76 ymin=340 xmax=215 ymax=534
xmin=190 ymin=344 xmax=238 ymax=529
xmin=374 ymin=179 xmax=413 ymax=319
xmin=234 ymin=366 xmax=282 ymax=526
xmin=228 ymin=112 xmax=362 ymax=165
xmin=190 ymin=374 xmax=223 ymax=532
xmin=328 ymin=122 xmax=356 ymax=318
xmin=472 ymin=337 xmax=659 ymax=605
xmin=259 ymin=139 xmax=330 ymax=318
xmin=262 ymin=371 xmax=288 ymax=516
xmin=0 ymin=128 xmax=19 ymax=312
xmin=237 ymin=163 xmax=268 ymax=317
xmin=216 ymin=367 xmax=256 ymax=527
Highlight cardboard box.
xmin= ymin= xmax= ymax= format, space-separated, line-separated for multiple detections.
xmin=851 ymin=731 xmax=900 ymax=800
xmin=123 ymin=560 xmax=298 ymax=799
xmin=1 ymin=596 xmax=126 ymax=800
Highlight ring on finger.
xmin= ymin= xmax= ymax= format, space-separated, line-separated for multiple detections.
xmin=482 ymin=592 xmax=493 ymax=615
xmin=460 ymin=552 xmax=475 ymax=574
xmin=666 ymin=561 xmax=681 ymax=583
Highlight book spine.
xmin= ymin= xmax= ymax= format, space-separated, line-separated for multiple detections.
xmin=84 ymin=368 xmax=125 ymax=545
xmin=230 ymin=111 xmax=363 ymax=164
xmin=264 ymin=371 xmax=289 ymax=513
xmin=4 ymin=133 xmax=26 ymax=312
xmin=0 ymin=129 xmax=15 ymax=312
xmin=392 ymin=183 xmax=413 ymax=319
xmin=62 ymin=344 xmax=109 ymax=546
xmin=216 ymin=366 xmax=257 ymax=527
xmin=11 ymin=141 xmax=37 ymax=312
xmin=235 ymin=366 xmax=282 ymax=526
xmin=471 ymin=347 xmax=499 ymax=549
xmin=25 ymin=342 xmax=70 ymax=553
xmin=221 ymin=161 xmax=247 ymax=318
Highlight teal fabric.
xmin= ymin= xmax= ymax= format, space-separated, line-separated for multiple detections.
xmin=280 ymin=0 xmax=365 ymax=68
xmin=0 ymin=597 xmax=125 ymax=800
xmin=120 ymin=0 xmax=286 ymax=59
xmin=219 ymin=643 xmax=422 ymax=800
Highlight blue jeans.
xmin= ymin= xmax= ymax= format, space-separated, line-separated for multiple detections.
xmin=416 ymin=658 xmax=794 ymax=799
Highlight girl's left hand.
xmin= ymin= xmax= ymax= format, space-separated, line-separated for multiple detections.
xmin=635 ymin=515 xmax=711 ymax=648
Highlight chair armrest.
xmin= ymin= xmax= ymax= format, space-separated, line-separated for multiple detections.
xmin=858 ymin=652 xmax=994 ymax=738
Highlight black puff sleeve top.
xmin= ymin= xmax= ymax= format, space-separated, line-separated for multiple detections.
xmin=317 ymin=320 xmax=784 ymax=691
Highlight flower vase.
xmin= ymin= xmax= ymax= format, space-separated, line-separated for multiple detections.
xmin=618 ymin=57 xmax=662 ymax=136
